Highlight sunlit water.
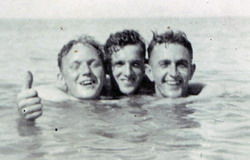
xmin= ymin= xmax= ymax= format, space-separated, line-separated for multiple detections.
xmin=0 ymin=18 xmax=250 ymax=160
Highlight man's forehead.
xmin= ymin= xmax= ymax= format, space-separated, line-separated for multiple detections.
xmin=150 ymin=43 xmax=191 ymax=63
xmin=112 ymin=45 xmax=144 ymax=58
xmin=69 ymin=43 xmax=97 ymax=53
xmin=63 ymin=45 xmax=100 ymax=63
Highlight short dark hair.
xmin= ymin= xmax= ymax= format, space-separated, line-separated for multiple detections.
xmin=57 ymin=35 xmax=104 ymax=71
xmin=104 ymin=29 xmax=146 ymax=61
xmin=147 ymin=30 xmax=193 ymax=60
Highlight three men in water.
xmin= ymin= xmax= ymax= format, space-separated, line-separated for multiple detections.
xmin=17 ymin=29 xmax=202 ymax=121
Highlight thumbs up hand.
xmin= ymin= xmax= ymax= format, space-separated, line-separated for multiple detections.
xmin=23 ymin=70 xmax=33 ymax=90
xmin=17 ymin=71 xmax=43 ymax=121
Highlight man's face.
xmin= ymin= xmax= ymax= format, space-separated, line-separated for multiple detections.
xmin=111 ymin=44 xmax=145 ymax=95
xmin=61 ymin=44 xmax=105 ymax=100
xmin=146 ymin=43 xmax=195 ymax=98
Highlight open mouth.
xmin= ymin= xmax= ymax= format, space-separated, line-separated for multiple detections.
xmin=166 ymin=80 xmax=181 ymax=86
xmin=79 ymin=79 xmax=96 ymax=86
xmin=120 ymin=78 xmax=134 ymax=85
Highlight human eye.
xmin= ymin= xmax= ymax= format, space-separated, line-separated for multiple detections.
xmin=131 ymin=61 xmax=142 ymax=68
xmin=90 ymin=60 xmax=102 ymax=68
xmin=177 ymin=60 xmax=188 ymax=69
xmin=70 ymin=62 xmax=80 ymax=70
xmin=112 ymin=61 xmax=124 ymax=67
xmin=159 ymin=61 xmax=170 ymax=68
xmin=178 ymin=64 xmax=187 ymax=69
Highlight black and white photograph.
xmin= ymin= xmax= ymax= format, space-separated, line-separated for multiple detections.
xmin=0 ymin=0 xmax=250 ymax=159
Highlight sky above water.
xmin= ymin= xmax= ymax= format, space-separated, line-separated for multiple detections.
xmin=1 ymin=0 xmax=250 ymax=19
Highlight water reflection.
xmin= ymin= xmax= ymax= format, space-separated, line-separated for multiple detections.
xmin=16 ymin=118 xmax=42 ymax=137
xmin=15 ymin=118 xmax=46 ymax=160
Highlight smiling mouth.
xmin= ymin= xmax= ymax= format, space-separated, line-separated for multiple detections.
xmin=166 ymin=80 xmax=181 ymax=86
xmin=120 ymin=78 xmax=135 ymax=85
xmin=79 ymin=80 xmax=96 ymax=86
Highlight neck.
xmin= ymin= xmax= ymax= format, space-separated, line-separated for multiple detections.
xmin=154 ymin=85 xmax=189 ymax=98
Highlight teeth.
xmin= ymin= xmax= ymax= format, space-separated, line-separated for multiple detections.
xmin=80 ymin=80 xmax=94 ymax=85
xmin=123 ymin=79 xmax=130 ymax=82
xmin=167 ymin=81 xmax=180 ymax=85
xmin=122 ymin=79 xmax=133 ymax=84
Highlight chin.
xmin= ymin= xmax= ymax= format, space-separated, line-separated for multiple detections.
xmin=77 ymin=91 xmax=100 ymax=100
xmin=78 ymin=94 xmax=98 ymax=100
xmin=167 ymin=94 xmax=182 ymax=98
xmin=120 ymin=88 xmax=135 ymax=95
xmin=159 ymin=89 xmax=183 ymax=98
xmin=166 ymin=89 xmax=183 ymax=97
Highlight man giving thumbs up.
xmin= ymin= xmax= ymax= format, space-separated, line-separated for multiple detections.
xmin=17 ymin=71 xmax=43 ymax=121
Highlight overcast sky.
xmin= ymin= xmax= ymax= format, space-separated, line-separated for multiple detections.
xmin=1 ymin=0 xmax=250 ymax=19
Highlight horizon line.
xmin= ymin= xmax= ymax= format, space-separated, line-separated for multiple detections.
xmin=0 ymin=15 xmax=250 ymax=20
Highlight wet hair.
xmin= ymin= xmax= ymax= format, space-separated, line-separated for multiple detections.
xmin=103 ymin=30 xmax=147 ymax=97
xmin=147 ymin=30 xmax=193 ymax=60
xmin=104 ymin=29 xmax=146 ymax=62
xmin=57 ymin=35 xmax=104 ymax=71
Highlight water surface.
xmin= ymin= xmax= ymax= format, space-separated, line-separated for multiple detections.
xmin=0 ymin=17 xmax=250 ymax=160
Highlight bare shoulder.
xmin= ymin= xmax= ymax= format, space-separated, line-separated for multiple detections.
xmin=199 ymin=82 xmax=225 ymax=97
xmin=188 ymin=82 xmax=205 ymax=95
xmin=34 ymin=84 xmax=70 ymax=102
xmin=188 ymin=82 xmax=225 ymax=101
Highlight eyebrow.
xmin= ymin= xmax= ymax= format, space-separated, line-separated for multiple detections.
xmin=112 ymin=60 xmax=124 ymax=64
xmin=157 ymin=59 xmax=189 ymax=65
xmin=112 ymin=58 xmax=143 ymax=62
xmin=131 ymin=59 xmax=143 ymax=63
xmin=87 ymin=59 xmax=98 ymax=63
xmin=176 ymin=59 xmax=189 ymax=64
xmin=70 ymin=60 xmax=81 ymax=65
xmin=158 ymin=59 xmax=171 ymax=64
xmin=70 ymin=58 xmax=100 ymax=64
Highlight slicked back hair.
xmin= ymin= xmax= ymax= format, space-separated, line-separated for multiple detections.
xmin=147 ymin=30 xmax=193 ymax=60
xmin=57 ymin=35 xmax=104 ymax=71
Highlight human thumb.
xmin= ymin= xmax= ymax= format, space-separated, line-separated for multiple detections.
xmin=22 ymin=71 xmax=33 ymax=90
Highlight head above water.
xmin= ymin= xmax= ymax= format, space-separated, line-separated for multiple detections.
xmin=57 ymin=35 xmax=105 ymax=100
xmin=146 ymin=30 xmax=196 ymax=98
xmin=58 ymin=35 xmax=104 ymax=71
xmin=104 ymin=29 xmax=146 ymax=95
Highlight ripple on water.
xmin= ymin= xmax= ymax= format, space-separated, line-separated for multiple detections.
xmin=0 ymin=93 xmax=249 ymax=159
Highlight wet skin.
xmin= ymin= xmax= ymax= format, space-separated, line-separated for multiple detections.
xmin=60 ymin=44 xmax=105 ymax=100
xmin=111 ymin=44 xmax=145 ymax=95
xmin=146 ymin=43 xmax=195 ymax=98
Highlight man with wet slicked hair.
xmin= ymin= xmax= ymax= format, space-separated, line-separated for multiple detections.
xmin=145 ymin=30 xmax=199 ymax=98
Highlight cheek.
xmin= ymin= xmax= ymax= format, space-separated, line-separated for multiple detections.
xmin=152 ymin=73 xmax=162 ymax=83
xmin=133 ymin=69 xmax=144 ymax=79
xmin=152 ymin=67 xmax=164 ymax=79
xmin=111 ymin=67 xmax=121 ymax=77
xmin=93 ymin=68 xmax=105 ymax=79
xmin=179 ymin=69 xmax=191 ymax=79
xmin=64 ymin=70 xmax=78 ymax=82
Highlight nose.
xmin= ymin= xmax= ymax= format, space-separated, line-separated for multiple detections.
xmin=169 ymin=64 xmax=178 ymax=77
xmin=124 ymin=63 xmax=133 ymax=77
xmin=80 ymin=63 xmax=91 ymax=76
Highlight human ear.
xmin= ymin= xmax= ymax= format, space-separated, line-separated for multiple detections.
xmin=57 ymin=73 xmax=66 ymax=86
xmin=190 ymin=64 xmax=196 ymax=80
xmin=145 ymin=64 xmax=154 ymax=82
xmin=57 ymin=73 xmax=69 ymax=92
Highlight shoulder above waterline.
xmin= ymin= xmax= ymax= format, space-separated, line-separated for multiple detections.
xmin=34 ymin=84 xmax=71 ymax=102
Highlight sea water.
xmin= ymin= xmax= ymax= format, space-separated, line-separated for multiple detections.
xmin=0 ymin=17 xmax=250 ymax=160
